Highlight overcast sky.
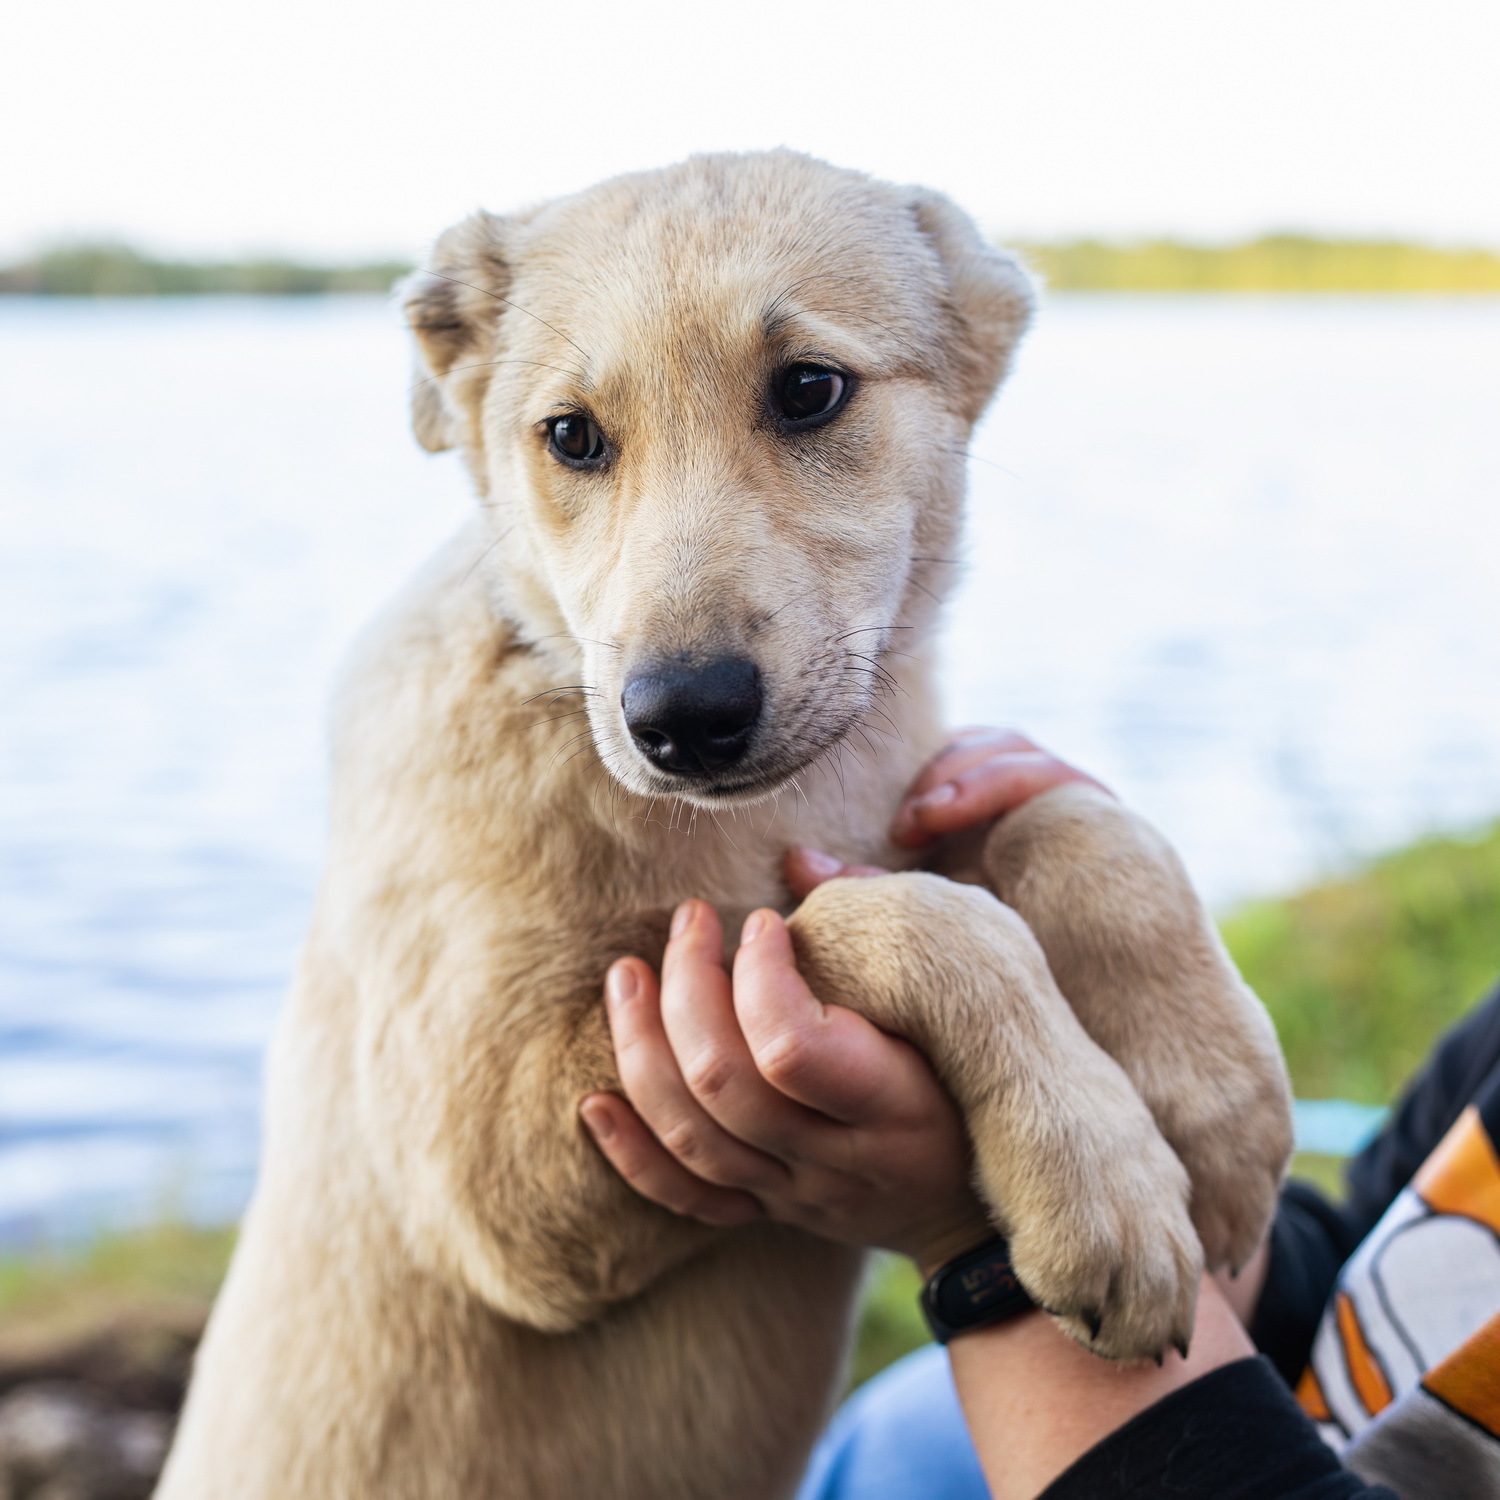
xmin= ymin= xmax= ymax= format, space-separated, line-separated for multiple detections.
xmin=5 ymin=0 xmax=1498 ymax=260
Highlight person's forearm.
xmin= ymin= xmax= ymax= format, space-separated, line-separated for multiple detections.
xmin=947 ymin=1274 xmax=1254 ymax=1500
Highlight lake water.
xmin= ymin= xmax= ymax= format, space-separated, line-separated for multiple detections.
xmin=2 ymin=294 xmax=1498 ymax=1237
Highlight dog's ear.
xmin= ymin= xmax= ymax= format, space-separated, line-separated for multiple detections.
xmin=907 ymin=189 xmax=1035 ymax=425
xmin=402 ymin=211 xmax=517 ymax=453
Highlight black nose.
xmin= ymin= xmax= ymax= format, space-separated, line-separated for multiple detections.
xmin=621 ymin=658 xmax=763 ymax=775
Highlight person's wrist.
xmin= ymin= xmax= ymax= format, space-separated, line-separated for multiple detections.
xmin=910 ymin=1212 xmax=997 ymax=1281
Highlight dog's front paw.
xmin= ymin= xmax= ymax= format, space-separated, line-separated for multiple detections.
xmin=979 ymin=783 xmax=1294 ymax=1277
xmin=975 ymin=1091 xmax=1202 ymax=1362
xmin=1158 ymin=1031 xmax=1294 ymax=1274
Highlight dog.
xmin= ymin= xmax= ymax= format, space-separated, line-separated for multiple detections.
xmin=156 ymin=150 xmax=1293 ymax=1499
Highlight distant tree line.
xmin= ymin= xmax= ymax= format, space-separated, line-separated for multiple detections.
xmin=3 ymin=235 xmax=1500 ymax=295
xmin=0 ymin=242 xmax=410 ymax=295
xmin=1019 ymin=234 xmax=1500 ymax=292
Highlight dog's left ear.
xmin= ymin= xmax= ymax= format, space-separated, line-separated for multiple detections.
xmin=401 ymin=211 xmax=520 ymax=454
xmin=907 ymin=189 xmax=1036 ymax=426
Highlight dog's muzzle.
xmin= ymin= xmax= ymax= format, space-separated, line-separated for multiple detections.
xmin=621 ymin=657 xmax=762 ymax=776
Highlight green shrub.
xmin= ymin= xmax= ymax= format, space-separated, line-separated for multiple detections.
xmin=1223 ymin=822 xmax=1500 ymax=1104
xmin=848 ymin=1256 xmax=929 ymax=1390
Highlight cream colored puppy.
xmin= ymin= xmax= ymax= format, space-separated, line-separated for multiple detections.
xmin=157 ymin=151 xmax=1292 ymax=1500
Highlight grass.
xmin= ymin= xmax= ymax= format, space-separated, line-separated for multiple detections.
xmin=3 ymin=822 xmax=1497 ymax=1389
xmin=0 ymin=1221 xmax=234 ymax=1359
xmin=6 ymin=236 xmax=1500 ymax=297
xmin=1222 ymin=820 xmax=1500 ymax=1104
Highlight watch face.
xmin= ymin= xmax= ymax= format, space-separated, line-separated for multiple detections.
xmin=924 ymin=1238 xmax=1035 ymax=1341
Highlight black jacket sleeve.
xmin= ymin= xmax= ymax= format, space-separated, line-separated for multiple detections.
xmin=1250 ymin=981 xmax=1500 ymax=1384
xmin=1038 ymin=1358 xmax=1397 ymax=1500
xmin=1251 ymin=1179 xmax=1364 ymax=1384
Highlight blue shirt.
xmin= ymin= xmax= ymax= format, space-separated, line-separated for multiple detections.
xmin=796 ymin=1345 xmax=987 ymax=1500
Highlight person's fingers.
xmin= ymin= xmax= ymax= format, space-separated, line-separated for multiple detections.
xmin=905 ymin=728 xmax=1040 ymax=801
xmin=604 ymin=953 xmax=788 ymax=1192
xmin=733 ymin=910 xmax=946 ymax=1127
xmin=579 ymin=1092 xmax=764 ymax=1226
xmin=892 ymin=750 xmax=1111 ymax=846
xmin=891 ymin=730 xmax=1040 ymax=845
xmin=782 ymin=846 xmax=890 ymax=901
xmin=658 ymin=901 xmax=833 ymax=1157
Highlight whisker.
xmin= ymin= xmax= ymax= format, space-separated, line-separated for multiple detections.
xmin=409 ymin=357 xmax=589 ymax=396
xmin=521 ymin=684 xmax=600 ymax=707
xmin=708 ymin=809 xmax=740 ymax=852
xmin=530 ymin=633 xmax=623 ymax=653
xmin=410 ymin=270 xmax=592 ymax=362
xmin=833 ymin=623 xmax=911 ymax=643
xmin=946 ymin=442 xmax=1020 ymax=480
xmin=760 ymin=589 xmax=821 ymax=630
xmin=521 ymin=709 xmax=591 ymax=734
xmin=460 ymin=532 xmax=507 ymax=586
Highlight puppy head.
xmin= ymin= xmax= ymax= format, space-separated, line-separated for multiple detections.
xmin=404 ymin=151 xmax=1032 ymax=805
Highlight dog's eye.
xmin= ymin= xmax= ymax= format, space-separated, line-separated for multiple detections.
xmin=773 ymin=364 xmax=850 ymax=427
xmin=547 ymin=413 xmax=607 ymax=466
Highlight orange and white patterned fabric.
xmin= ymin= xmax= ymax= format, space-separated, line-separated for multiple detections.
xmin=1299 ymin=1104 xmax=1500 ymax=1495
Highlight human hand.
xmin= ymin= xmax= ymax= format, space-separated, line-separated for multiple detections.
xmin=580 ymin=899 xmax=992 ymax=1275
xmin=778 ymin=728 xmax=1108 ymax=899
xmin=889 ymin=727 xmax=1109 ymax=849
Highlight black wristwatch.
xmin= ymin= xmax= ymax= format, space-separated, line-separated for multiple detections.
xmin=919 ymin=1235 xmax=1036 ymax=1344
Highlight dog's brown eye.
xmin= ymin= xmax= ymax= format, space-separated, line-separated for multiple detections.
xmin=773 ymin=364 xmax=850 ymax=427
xmin=548 ymin=413 xmax=607 ymax=466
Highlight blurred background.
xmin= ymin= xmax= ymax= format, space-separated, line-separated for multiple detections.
xmin=2 ymin=0 xmax=1499 ymax=1485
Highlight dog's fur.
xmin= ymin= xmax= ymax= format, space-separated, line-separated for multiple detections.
xmin=157 ymin=151 xmax=1293 ymax=1500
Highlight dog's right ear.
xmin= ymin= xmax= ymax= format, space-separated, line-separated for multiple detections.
xmin=402 ymin=211 xmax=516 ymax=453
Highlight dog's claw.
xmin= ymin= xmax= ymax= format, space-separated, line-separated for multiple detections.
xmin=1173 ymin=1336 xmax=1190 ymax=1361
xmin=1082 ymin=1307 xmax=1103 ymax=1342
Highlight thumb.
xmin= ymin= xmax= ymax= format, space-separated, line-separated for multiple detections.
xmin=733 ymin=909 xmax=930 ymax=1125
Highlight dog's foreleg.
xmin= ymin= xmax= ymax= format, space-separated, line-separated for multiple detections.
xmin=352 ymin=907 xmax=721 ymax=1332
xmin=788 ymin=872 xmax=1201 ymax=1361
xmin=978 ymin=782 xmax=1294 ymax=1273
